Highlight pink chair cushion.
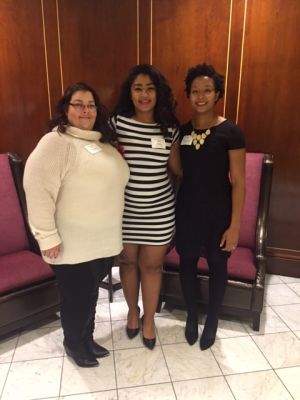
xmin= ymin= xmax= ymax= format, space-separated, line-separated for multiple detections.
xmin=238 ymin=153 xmax=264 ymax=249
xmin=0 ymin=155 xmax=29 ymax=255
xmin=165 ymin=247 xmax=257 ymax=282
xmin=0 ymin=250 xmax=55 ymax=295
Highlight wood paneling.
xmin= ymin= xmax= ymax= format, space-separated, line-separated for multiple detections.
xmin=238 ymin=0 xmax=300 ymax=253
xmin=0 ymin=0 xmax=50 ymax=160
xmin=56 ymin=0 xmax=138 ymax=110
xmin=151 ymin=0 xmax=231 ymax=122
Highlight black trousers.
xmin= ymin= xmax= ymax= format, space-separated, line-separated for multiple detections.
xmin=51 ymin=257 xmax=113 ymax=349
xmin=179 ymin=251 xmax=228 ymax=320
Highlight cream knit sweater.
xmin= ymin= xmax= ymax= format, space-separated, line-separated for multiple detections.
xmin=23 ymin=126 xmax=129 ymax=265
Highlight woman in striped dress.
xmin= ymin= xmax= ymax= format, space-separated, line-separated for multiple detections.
xmin=112 ymin=64 xmax=181 ymax=349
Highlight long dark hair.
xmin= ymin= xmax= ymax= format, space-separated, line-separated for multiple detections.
xmin=113 ymin=64 xmax=178 ymax=136
xmin=48 ymin=82 xmax=116 ymax=142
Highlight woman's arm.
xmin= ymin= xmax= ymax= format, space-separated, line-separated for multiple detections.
xmin=220 ymin=148 xmax=246 ymax=251
xmin=167 ymin=141 xmax=182 ymax=177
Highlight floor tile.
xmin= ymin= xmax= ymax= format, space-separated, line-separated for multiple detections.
xmin=1 ymin=357 xmax=62 ymax=400
xmin=244 ymin=306 xmax=289 ymax=335
xmin=272 ymin=304 xmax=300 ymax=330
xmin=252 ymin=331 xmax=300 ymax=368
xmin=287 ymin=282 xmax=300 ymax=296
xmin=157 ymin=303 xmax=187 ymax=318
xmin=0 ymin=363 xmax=10 ymax=394
xmin=95 ymin=302 xmax=111 ymax=323
xmin=211 ymin=336 xmax=271 ymax=374
xmin=276 ymin=366 xmax=300 ymax=400
xmin=93 ymin=321 xmax=113 ymax=351
xmin=111 ymin=320 xmax=143 ymax=350
xmin=226 ymin=370 xmax=293 ymax=399
xmin=13 ymin=327 xmax=64 ymax=362
xmin=163 ymin=342 xmax=221 ymax=380
xmin=60 ymin=354 xmax=116 ymax=396
xmin=0 ymin=335 xmax=18 ymax=363
xmin=118 ymin=383 xmax=175 ymax=400
xmin=60 ymin=390 xmax=118 ymax=399
xmin=265 ymin=274 xmax=283 ymax=284
xmin=115 ymin=346 xmax=170 ymax=388
xmin=294 ymin=331 xmax=300 ymax=339
xmin=279 ymin=276 xmax=300 ymax=284
xmin=173 ymin=376 xmax=234 ymax=400
xmin=155 ymin=315 xmax=187 ymax=345
xmin=109 ymin=297 xmax=143 ymax=322
xmin=215 ymin=317 xmax=249 ymax=339
xmin=265 ymin=283 xmax=300 ymax=306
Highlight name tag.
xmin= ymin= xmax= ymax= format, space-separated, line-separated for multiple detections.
xmin=84 ymin=143 xmax=101 ymax=154
xmin=151 ymin=137 xmax=166 ymax=149
xmin=181 ymin=135 xmax=193 ymax=145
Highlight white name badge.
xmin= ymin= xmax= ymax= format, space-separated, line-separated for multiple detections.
xmin=84 ymin=143 xmax=102 ymax=154
xmin=181 ymin=135 xmax=193 ymax=145
xmin=151 ymin=137 xmax=166 ymax=149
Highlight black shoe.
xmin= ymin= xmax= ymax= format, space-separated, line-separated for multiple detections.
xmin=63 ymin=341 xmax=99 ymax=368
xmin=199 ymin=317 xmax=218 ymax=350
xmin=141 ymin=315 xmax=156 ymax=350
xmin=86 ymin=339 xmax=110 ymax=358
xmin=126 ymin=306 xmax=141 ymax=339
xmin=185 ymin=315 xmax=198 ymax=345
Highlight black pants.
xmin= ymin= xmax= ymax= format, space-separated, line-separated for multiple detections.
xmin=51 ymin=257 xmax=113 ymax=349
xmin=179 ymin=252 xmax=228 ymax=320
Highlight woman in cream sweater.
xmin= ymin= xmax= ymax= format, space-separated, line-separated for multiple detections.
xmin=24 ymin=82 xmax=129 ymax=367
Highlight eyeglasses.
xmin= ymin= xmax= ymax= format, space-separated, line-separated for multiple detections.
xmin=69 ymin=103 xmax=97 ymax=112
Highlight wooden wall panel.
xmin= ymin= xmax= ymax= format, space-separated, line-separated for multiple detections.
xmin=0 ymin=0 xmax=51 ymax=160
xmin=151 ymin=0 xmax=231 ymax=122
xmin=56 ymin=0 xmax=138 ymax=111
xmin=237 ymin=0 xmax=300 ymax=263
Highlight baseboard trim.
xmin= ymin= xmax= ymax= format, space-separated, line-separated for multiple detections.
xmin=266 ymin=247 xmax=300 ymax=277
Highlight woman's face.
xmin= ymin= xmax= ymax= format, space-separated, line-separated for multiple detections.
xmin=189 ymin=76 xmax=219 ymax=114
xmin=130 ymin=74 xmax=157 ymax=116
xmin=66 ymin=90 xmax=97 ymax=130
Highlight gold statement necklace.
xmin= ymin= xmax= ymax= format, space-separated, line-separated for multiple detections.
xmin=191 ymin=128 xmax=211 ymax=150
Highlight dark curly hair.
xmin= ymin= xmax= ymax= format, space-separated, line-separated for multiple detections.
xmin=184 ymin=63 xmax=225 ymax=101
xmin=113 ymin=64 xmax=178 ymax=137
xmin=48 ymin=82 xmax=116 ymax=143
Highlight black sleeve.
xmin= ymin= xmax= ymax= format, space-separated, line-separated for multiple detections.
xmin=226 ymin=123 xmax=246 ymax=150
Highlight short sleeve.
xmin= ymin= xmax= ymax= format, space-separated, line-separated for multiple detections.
xmin=109 ymin=115 xmax=117 ymax=130
xmin=226 ymin=123 xmax=246 ymax=150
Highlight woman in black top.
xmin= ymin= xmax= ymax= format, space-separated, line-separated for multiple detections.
xmin=176 ymin=64 xmax=246 ymax=349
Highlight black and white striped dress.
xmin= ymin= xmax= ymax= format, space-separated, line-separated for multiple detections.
xmin=112 ymin=115 xmax=179 ymax=245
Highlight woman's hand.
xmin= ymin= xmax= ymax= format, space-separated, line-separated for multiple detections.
xmin=220 ymin=227 xmax=239 ymax=252
xmin=42 ymin=245 xmax=60 ymax=259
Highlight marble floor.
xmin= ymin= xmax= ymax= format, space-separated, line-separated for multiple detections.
xmin=1 ymin=270 xmax=300 ymax=400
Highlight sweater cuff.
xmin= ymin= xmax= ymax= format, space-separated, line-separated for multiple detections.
xmin=36 ymin=233 xmax=62 ymax=251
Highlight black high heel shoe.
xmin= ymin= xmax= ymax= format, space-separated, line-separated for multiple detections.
xmin=199 ymin=316 xmax=218 ymax=350
xmin=141 ymin=315 xmax=156 ymax=350
xmin=126 ymin=306 xmax=141 ymax=339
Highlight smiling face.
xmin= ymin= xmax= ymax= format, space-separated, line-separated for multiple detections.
xmin=66 ymin=90 xmax=97 ymax=131
xmin=189 ymin=76 xmax=219 ymax=114
xmin=130 ymin=74 xmax=157 ymax=118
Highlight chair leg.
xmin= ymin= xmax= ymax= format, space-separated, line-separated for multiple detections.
xmin=252 ymin=312 xmax=260 ymax=331
xmin=108 ymin=269 xmax=113 ymax=303
xmin=156 ymin=298 xmax=163 ymax=313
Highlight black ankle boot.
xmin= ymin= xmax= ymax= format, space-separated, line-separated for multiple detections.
xmin=63 ymin=341 xmax=99 ymax=368
xmin=199 ymin=317 xmax=218 ymax=350
xmin=86 ymin=339 xmax=109 ymax=358
xmin=185 ymin=314 xmax=198 ymax=345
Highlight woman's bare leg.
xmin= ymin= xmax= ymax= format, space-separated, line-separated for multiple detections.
xmin=119 ymin=244 xmax=140 ymax=329
xmin=139 ymin=244 xmax=169 ymax=339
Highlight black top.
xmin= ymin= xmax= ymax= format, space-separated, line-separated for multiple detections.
xmin=175 ymin=119 xmax=245 ymax=257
